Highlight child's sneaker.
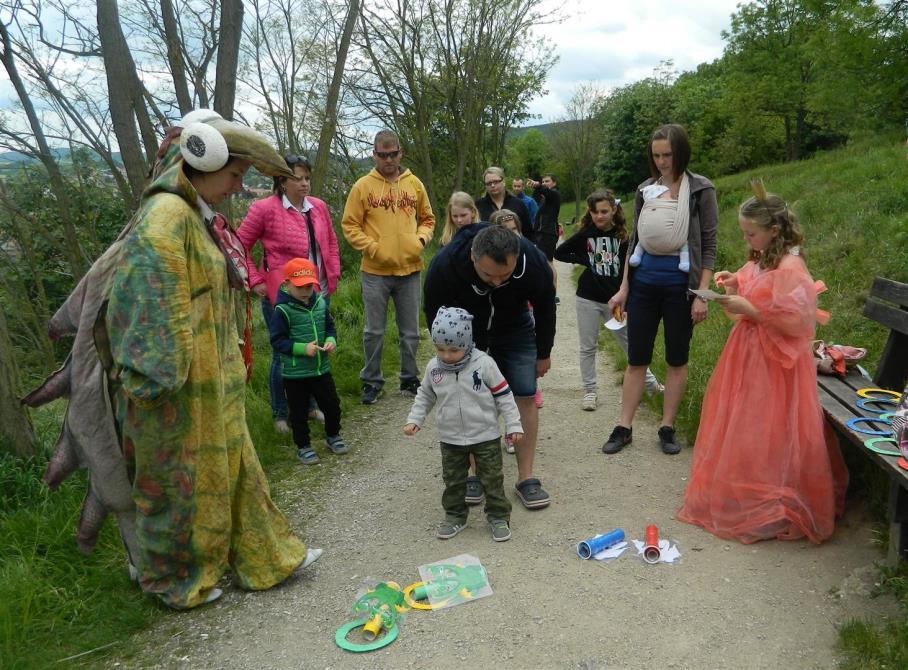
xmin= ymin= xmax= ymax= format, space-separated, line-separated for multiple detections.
xmin=326 ymin=435 xmax=348 ymax=454
xmin=582 ymin=391 xmax=598 ymax=411
xmin=274 ymin=418 xmax=291 ymax=434
xmin=297 ymin=446 xmax=320 ymax=465
xmin=490 ymin=519 xmax=511 ymax=542
xmin=436 ymin=519 xmax=466 ymax=539
xmin=308 ymin=407 xmax=325 ymax=423
xmin=465 ymin=475 xmax=485 ymax=505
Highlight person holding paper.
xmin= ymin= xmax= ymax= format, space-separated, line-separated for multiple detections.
xmin=603 ymin=124 xmax=718 ymax=455
xmin=677 ymin=181 xmax=847 ymax=543
xmin=238 ymin=155 xmax=341 ymax=433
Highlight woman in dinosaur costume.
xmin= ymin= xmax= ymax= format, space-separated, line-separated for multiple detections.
xmin=26 ymin=111 xmax=317 ymax=609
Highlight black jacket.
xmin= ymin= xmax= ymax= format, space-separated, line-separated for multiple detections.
xmin=475 ymin=193 xmax=533 ymax=238
xmin=532 ymin=184 xmax=561 ymax=237
xmin=424 ymin=224 xmax=556 ymax=359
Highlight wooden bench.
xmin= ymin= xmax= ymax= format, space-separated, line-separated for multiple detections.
xmin=817 ymin=277 xmax=908 ymax=564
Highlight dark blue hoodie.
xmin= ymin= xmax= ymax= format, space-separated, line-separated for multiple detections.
xmin=424 ymin=223 xmax=556 ymax=359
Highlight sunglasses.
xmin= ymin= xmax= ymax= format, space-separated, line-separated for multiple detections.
xmin=284 ymin=153 xmax=310 ymax=166
xmin=374 ymin=149 xmax=401 ymax=160
xmin=484 ymin=179 xmax=503 ymax=187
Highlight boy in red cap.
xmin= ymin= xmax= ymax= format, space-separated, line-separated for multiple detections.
xmin=268 ymin=258 xmax=345 ymax=464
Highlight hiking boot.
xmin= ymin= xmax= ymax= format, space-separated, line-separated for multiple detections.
xmin=465 ymin=475 xmax=485 ymax=505
xmin=582 ymin=391 xmax=598 ymax=411
xmin=602 ymin=425 xmax=632 ymax=454
xmin=436 ymin=519 xmax=466 ymax=539
xmin=658 ymin=425 xmax=683 ymax=455
xmin=490 ymin=519 xmax=511 ymax=542
xmin=274 ymin=418 xmax=291 ymax=434
xmin=297 ymin=446 xmax=320 ymax=465
xmin=326 ymin=435 xmax=348 ymax=455
xmin=399 ymin=377 xmax=420 ymax=397
xmin=361 ymin=383 xmax=382 ymax=405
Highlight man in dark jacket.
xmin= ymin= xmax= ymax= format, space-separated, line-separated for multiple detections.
xmin=527 ymin=174 xmax=562 ymax=299
xmin=475 ymin=166 xmax=532 ymax=237
xmin=424 ymin=224 xmax=556 ymax=510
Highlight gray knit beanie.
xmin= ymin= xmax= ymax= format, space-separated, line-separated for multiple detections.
xmin=431 ymin=306 xmax=474 ymax=350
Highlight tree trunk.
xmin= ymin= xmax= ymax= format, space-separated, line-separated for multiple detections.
xmin=214 ymin=0 xmax=244 ymax=119
xmin=161 ymin=0 xmax=193 ymax=115
xmin=0 ymin=308 xmax=37 ymax=459
xmin=97 ymin=0 xmax=151 ymax=201
xmin=0 ymin=23 xmax=88 ymax=281
xmin=311 ymin=0 xmax=359 ymax=195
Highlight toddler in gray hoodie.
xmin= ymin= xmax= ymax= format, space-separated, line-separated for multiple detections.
xmin=404 ymin=306 xmax=523 ymax=542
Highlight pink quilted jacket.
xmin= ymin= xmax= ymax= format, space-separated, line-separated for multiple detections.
xmin=238 ymin=194 xmax=341 ymax=295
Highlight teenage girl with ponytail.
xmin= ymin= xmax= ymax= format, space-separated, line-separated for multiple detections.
xmin=677 ymin=180 xmax=848 ymax=544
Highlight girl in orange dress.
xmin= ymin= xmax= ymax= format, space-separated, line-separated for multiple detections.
xmin=676 ymin=181 xmax=848 ymax=544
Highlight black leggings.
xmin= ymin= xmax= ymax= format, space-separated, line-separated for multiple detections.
xmin=626 ymin=280 xmax=694 ymax=367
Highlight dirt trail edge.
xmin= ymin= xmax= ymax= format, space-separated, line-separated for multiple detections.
xmin=114 ymin=259 xmax=895 ymax=670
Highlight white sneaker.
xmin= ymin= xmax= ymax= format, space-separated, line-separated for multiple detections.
xmin=308 ymin=408 xmax=325 ymax=423
xmin=302 ymin=547 xmax=323 ymax=569
xmin=274 ymin=418 xmax=291 ymax=434
xmin=582 ymin=392 xmax=598 ymax=411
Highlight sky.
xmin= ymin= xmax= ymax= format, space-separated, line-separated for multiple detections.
xmin=526 ymin=0 xmax=744 ymax=124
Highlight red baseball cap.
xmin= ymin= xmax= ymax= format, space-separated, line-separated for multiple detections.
xmin=283 ymin=258 xmax=320 ymax=289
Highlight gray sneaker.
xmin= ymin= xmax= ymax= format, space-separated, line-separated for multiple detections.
xmin=490 ymin=519 xmax=511 ymax=542
xmin=326 ymin=435 xmax=348 ymax=454
xmin=436 ymin=519 xmax=466 ymax=539
xmin=361 ymin=383 xmax=382 ymax=405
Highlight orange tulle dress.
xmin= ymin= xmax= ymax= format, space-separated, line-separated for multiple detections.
xmin=677 ymin=253 xmax=848 ymax=544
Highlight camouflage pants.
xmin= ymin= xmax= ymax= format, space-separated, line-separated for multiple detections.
xmin=440 ymin=438 xmax=511 ymax=523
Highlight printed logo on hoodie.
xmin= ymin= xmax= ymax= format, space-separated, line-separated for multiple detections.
xmin=367 ymin=191 xmax=418 ymax=214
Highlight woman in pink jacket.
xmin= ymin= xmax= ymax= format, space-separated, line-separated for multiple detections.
xmin=238 ymin=154 xmax=341 ymax=433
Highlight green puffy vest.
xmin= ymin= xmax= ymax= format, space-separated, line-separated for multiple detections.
xmin=275 ymin=294 xmax=331 ymax=378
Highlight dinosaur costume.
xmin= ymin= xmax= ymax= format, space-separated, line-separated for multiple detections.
xmin=25 ymin=114 xmax=306 ymax=609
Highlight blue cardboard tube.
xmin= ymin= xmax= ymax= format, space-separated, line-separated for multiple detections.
xmin=577 ymin=529 xmax=625 ymax=559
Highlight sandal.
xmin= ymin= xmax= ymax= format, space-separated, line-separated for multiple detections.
xmin=514 ymin=478 xmax=550 ymax=509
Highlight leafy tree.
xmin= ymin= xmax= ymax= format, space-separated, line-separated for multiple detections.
xmin=549 ymin=83 xmax=604 ymax=218
xmin=594 ymin=63 xmax=676 ymax=194
xmin=505 ymin=128 xmax=551 ymax=184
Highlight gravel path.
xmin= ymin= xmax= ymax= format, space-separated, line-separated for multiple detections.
xmin=113 ymin=259 xmax=895 ymax=670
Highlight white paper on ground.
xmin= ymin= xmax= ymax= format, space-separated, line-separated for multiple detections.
xmin=631 ymin=538 xmax=682 ymax=564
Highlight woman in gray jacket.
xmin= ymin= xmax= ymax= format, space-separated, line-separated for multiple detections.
xmin=602 ymin=124 xmax=718 ymax=457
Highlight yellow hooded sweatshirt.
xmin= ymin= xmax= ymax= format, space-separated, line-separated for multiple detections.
xmin=341 ymin=168 xmax=436 ymax=276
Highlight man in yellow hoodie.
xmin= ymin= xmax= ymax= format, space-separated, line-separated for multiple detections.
xmin=342 ymin=130 xmax=436 ymax=404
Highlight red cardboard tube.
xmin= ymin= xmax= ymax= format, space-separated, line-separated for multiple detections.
xmin=643 ymin=524 xmax=661 ymax=564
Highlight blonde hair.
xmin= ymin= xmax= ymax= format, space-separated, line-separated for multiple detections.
xmin=441 ymin=191 xmax=479 ymax=245
xmin=483 ymin=166 xmax=505 ymax=183
xmin=738 ymin=179 xmax=804 ymax=270
xmin=489 ymin=208 xmax=522 ymax=236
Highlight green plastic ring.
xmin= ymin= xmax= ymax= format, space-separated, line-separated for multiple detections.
xmin=335 ymin=619 xmax=398 ymax=652
xmin=864 ymin=437 xmax=902 ymax=457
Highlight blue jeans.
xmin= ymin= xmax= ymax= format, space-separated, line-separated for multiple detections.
xmin=487 ymin=315 xmax=537 ymax=398
xmin=261 ymin=299 xmax=288 ymax=419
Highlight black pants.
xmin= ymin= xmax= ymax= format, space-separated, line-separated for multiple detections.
xmin=284 ymin=373 xmax=342 ymax=448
